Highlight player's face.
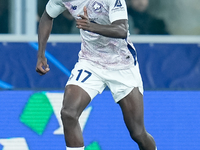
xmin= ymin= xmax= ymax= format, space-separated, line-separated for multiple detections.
xmin=130 ymin=0 xmax=149 ymax=12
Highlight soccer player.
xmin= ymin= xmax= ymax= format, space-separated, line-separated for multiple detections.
xmin=36 ymin=0 xmax=157 ymax=150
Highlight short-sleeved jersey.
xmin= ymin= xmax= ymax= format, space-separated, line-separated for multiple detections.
xmin=46 ymin=0 xmax=137 ymax=70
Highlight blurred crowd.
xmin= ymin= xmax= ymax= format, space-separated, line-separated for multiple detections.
xmin=127 ymin=0 xmax=168 ymax=35
xmin=0 ymin=0 xmax=200 ymax=35
xmin=36 ymin=0 xmax=168 ymax=35
xmin=0 ymin=1 xmax=9 ymax=33
xmin=37 ymin=0 xmax=79 ymax=34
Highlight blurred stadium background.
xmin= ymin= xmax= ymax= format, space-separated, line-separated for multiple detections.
xmin=0 ymin=0 xmax=200 ymax=150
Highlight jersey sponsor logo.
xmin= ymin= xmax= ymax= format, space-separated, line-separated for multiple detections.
xmin=114 ymin=0 xmax=122 ymax=7
xmin=71 ymin=5 xmax=77 ymax=10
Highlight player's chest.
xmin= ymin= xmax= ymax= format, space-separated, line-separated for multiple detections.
xmin=63 ymin=0 xmax=110 ymax=24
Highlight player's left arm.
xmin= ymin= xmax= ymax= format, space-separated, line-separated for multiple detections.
xmin=76 ymin=6 xmax=128 ymax=39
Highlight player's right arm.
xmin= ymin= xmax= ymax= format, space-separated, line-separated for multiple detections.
xmin=36 ymin=10 xmax=52 ymax=75
xmin=36 ymin=0 xmax=66 ymax=75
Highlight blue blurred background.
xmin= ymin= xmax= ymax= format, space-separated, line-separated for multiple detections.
xmin=0 ymin=42 xmax=200 ymax=150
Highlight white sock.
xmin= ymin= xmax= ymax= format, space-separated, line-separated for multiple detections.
xmin=66 ymin=146 xmax=84 ymax=150
xmin=155 ymin=147 xmax=157 ymax=150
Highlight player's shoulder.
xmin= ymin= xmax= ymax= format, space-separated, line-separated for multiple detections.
xmin=48 ymin=0 xmax=64 ymax=6
xmin=46 ymin=0 xmax=67 ymax=18
xmin=105 ymin=0 xmax=126 ymax=7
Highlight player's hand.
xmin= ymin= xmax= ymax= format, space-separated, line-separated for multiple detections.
xmin=36 ymin=56 xmax=50 ymax=75
xmin=76 ymin=6 xmax=92 ymax=31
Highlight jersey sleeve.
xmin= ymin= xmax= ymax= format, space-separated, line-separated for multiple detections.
xmin=46 ymin=0 xmax=67 ymax=18
xmin=107 ymin=0 xmax=128 ymax=23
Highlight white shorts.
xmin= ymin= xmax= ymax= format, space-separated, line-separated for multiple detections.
xmin=66 ymin=60 xmax=143 ymax=103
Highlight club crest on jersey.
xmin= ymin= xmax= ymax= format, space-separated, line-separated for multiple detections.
xmin=92 ymin=2 xmax=102 ymax=13
xmin=114 ymin=0 xmax=122 ymax=7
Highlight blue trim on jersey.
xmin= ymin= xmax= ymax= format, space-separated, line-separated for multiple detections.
xmin=0 ymin=80 xmax=14 ymax=89
xmin=29 ymin=42 xmax=71 ymax=77
xmin=127 ymin=44 xmax=137 ymax=65
xmin=125 ymin=39 xmax=137 ymax=65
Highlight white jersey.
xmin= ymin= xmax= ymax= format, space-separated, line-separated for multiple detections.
xmin=46 ymin=0 xmax=137 ymax=70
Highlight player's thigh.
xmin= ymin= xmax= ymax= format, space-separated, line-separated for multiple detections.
xmin=107 ymin=63 xmax=143 ymax=103
xmin=118 ymin=87 xmax=145 ymax=130
xmin=67 ymin=61 xmax=106 ymax=100
xmin=63 ymin=61 xmax=106 ymax=116
xmin=62 ymin=84 xmax=91 ymax=117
